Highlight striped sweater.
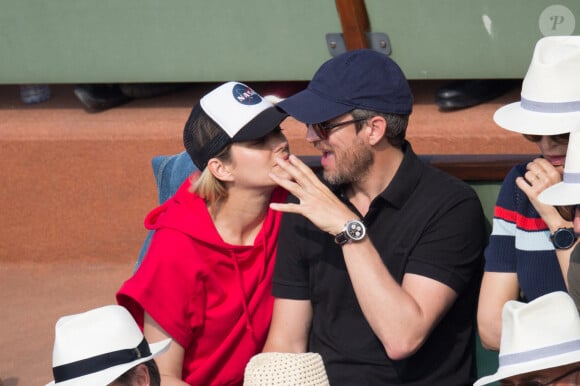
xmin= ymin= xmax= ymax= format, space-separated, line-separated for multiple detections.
xmin=484 ymin=163 xmax=566 ymax=301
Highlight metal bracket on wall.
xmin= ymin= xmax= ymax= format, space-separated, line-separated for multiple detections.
xmin=325 ymin=32 xmax=391 ymax=57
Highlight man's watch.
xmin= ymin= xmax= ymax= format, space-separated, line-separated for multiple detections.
xmin=550 ymin=227 xmax=577 ymax=250
xmin=334 ymin=219 xmax=366 ymax=245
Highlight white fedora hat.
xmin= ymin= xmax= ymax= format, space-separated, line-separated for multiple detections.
xmin=539 ymin=127 xmax=580 ymax=205
xmin=46 ymin=305 xmax=171 ymax=386
xmin=244 ymin=352 xmax=330 ymax=386
xmin=474 ymin=291 xmax=580 ymax=386
xmin=494 ymin=35 xmax=580 ymax=135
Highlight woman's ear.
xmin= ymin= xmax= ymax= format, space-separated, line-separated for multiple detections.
xmin=366 ymin=116 xmax=387 ymax=146
xmin=207 ymin=158 xmax=234 ymax=182
xmin=131 ymin=363 xmax=151 ymax=386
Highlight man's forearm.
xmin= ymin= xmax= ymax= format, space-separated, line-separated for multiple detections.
xmin=342 ymin=239 xmax=457 ymax=360
xmin=263 ymin=298 xmax=312 ymax=353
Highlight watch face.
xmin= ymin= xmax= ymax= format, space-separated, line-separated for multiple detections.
xmin=553 ymin=228 xmax=577 ymax=249
xmin=346 ymin=220 xmax=366 ymax=241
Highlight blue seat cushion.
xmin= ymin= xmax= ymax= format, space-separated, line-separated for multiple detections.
xmin=135 ymin=151 xmax=197 ymax=270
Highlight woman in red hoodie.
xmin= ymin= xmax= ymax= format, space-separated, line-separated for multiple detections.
xmin=117 ymin=82 xmax=290 ymax=385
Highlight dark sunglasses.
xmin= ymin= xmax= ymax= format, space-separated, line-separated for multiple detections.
xmin=556 ymin=204 xmax=580 ymax=222
xmin=310 ymin=118 xmax=367 ymax=139
xmin=523 ymin=133 xmax=570 ymax=144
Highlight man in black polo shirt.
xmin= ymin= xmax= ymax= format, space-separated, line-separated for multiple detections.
xmin=263 ymin=49 xmax=486 ymax=385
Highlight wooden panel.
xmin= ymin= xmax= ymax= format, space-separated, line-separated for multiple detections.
xmin=335 ymin=0 xmax=370 ymax=50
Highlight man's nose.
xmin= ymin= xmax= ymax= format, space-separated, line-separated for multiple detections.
xmin=306 ymin=125 xmax=321 ymax=143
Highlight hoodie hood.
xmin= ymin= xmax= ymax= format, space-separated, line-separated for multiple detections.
xmin=145 ymin=172 xmax=225 ymax=246
xmin=141 ymin=173 xmax=287 ymax=347
xmin=145 ymin=172 xmax=287 ymax=248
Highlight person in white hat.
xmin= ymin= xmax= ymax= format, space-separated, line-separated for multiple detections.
xmin=117 ymin=82 xmax=290 ymax=385
xmin=46 ymin=305 xmax=171 ymax=386
xmin=474 ymin=291 xmax=580 ymax=386
xmin=478 ymin=35 xmax=580 ymax=351
xmin=539 ymin=127 xmax=580 ymax=311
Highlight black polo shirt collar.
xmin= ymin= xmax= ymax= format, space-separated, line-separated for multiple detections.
xmin=331 ymin=141 xmax=424 ymax=210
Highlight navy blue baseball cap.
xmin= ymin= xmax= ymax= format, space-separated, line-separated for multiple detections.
xmin=278 ymin=49 xmax=413 ymax=124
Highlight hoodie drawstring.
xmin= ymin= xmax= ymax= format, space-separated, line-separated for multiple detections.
xmin=230 ymin=250 xmax=256 ymax=340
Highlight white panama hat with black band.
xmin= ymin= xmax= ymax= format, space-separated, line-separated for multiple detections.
xmin=46 ymin=305 xmax=171 ymax=386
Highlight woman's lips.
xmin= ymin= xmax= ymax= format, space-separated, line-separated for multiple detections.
xmin=544 ymin=155 xmax=566 ymax=166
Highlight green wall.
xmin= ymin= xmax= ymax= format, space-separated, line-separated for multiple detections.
xmin=1 ymin=1 xmax=577 ymax=83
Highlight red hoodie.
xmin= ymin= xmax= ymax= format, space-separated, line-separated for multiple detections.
xmin=117 ymin=174 xmax=287 ymax=385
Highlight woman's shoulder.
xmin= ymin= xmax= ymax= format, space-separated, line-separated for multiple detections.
xmin=497 ymin=162 xmax=532 ymax=196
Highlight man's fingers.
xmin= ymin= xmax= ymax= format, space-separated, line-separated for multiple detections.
xmin=288 ymin=154 xmax=318 ymax=179
xmin=269 ymin=202 xmax=302 ymax=214
xmin=275 ymin=154 xmax=319 ymax=186
xmin=269 ymin=171 xmax=301 ymax=196
xmin=273 ymin=156 xmax=304 ymax=184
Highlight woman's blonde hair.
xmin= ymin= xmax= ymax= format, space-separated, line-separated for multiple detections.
xmin=182 ymin=103 xmax=234 ymax=207
xmin=189 ymin=143 xmax=232 ymax=207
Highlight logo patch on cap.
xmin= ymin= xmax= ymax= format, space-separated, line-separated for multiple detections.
xmin=233 ymin=83 xmax=262 ymax=105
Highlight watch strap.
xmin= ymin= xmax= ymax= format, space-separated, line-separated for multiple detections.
xmin=334 ymin=231 xmax=350 ymax=245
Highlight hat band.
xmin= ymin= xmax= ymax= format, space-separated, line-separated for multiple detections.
xmin=499 ymin=339 xmax=580 ymax=367
xmin=52 ymin=338 xmax=151 ymax=383
xmin=564 ymin=172 xmax=580 ymax=184
xmin=521 ymin=97 xmax=580 ymax=113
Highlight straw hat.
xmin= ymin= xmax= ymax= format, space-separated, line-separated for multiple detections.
xmin=244 ymin=352 xmax=330 ymax=385
xmin=539 ymin=127 xmax=580 ymax=205
xmin=46 ymin=305 xmax=171 ymax=386
xmin=494 ymin=35 xmax=580 ymax=135
xmin=474 ymin=292 xmax=580 ymax=386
